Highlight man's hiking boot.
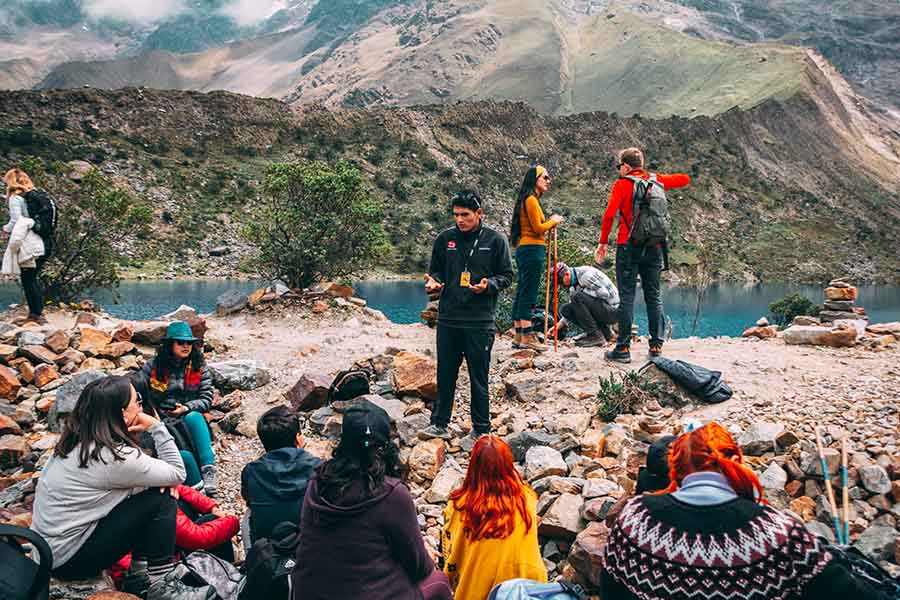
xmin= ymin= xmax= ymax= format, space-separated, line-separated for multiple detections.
xmin=121 ymin=565 xmax=151 ymax=598
xmin=418 ymin=425 xmax=452 ymax=441
xmin=605 ymin=346 xmax=631 ymax=364
xmin=517 ymin=333 xmax=547 ymax=352
xmin=649 ymin=343 xmax=663 ymax=357
xmin=575 ymin=333 xmax=606 ymax=348
xmin=201 ymin=464 xmax=218 ymax=498
xmin=460 ymin=430 xmax=488 ymax=452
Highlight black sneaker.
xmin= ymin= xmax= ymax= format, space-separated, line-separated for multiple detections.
xmin=418 ymin=425 xmax=452 ymax=441
xmin=121 ymin=568 xmax=151 ymax=598
xmin=649 ymin=343 xmax=663 ymax=357
xmin=575 ymin=333 xmax=606 ymax=348
xmin=605 ymin=346 xmax=631 ymax=363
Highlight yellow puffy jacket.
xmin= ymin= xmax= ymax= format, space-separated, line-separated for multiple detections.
xmin=441 ymin=484 xmax=547 ymax=600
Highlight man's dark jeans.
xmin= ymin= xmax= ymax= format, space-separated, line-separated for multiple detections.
xmin=433 ymin=324 xmax=493 ymax=434
xmin=560 ymin=289 xmax=617 ymax=339
xmin=615 ymin=244 xmax=665 ymax=347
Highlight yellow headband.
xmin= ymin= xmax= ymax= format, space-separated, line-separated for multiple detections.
xmin=535 ymin=166 xmax=546 ymax=179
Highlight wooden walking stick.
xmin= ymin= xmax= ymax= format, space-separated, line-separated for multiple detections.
xmin=552 ymin=228 xmax=559 ymax=351
xmin=543 ymin=231 xmax=552 ymax=340
xmin=815 ymin=427 xmax=843 ymax=544
xmin=841 ymin=437 xmax=850 ymax=544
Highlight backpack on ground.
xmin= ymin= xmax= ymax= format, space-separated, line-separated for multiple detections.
xmin=827 ymin=544 xmax=900 ymax=598
xmin=622 ymin=175 xmax=668 ymax=249
xmin=22 ymin=188 xmax=58 ymax=257
xmin=239 ymin=521 xmax=300 ymax=600
xmin=181 ymin=550 xmax=243 ymax=599
xmin=327 ymin=369 xmax=370 ymax=404
xmin=487 ymin=578 xmax=589 ymax=600
xmin=0 ymin=524 xmax=52 ymax=600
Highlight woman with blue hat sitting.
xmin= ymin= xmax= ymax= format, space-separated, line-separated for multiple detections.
xmin=139 ymin=321 xmax=218 ymax=496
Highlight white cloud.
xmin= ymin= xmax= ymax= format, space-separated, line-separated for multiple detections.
xmin=217 ymin=0 xmax=287 ymax=27
xmin=81 ymin=0 xmax=188 ymax=25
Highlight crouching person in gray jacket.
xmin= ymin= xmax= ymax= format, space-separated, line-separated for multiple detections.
xmin=32 ymin=376 xmax=186 ymax=597
xmin=550 ymin=262 xmax=620 ymax=347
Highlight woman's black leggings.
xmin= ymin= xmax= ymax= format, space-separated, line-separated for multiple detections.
xmin=54 ymin=489 xmax=177 ymax=580
xmin=20 ymin=257 xmax=45 ymax=316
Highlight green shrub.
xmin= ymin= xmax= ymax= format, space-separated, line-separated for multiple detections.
xmin=243 ymin=161 xmax=389 ymax=288
xmin=41 ymin=169 xmax=153 ymax=302
xmin=596 ymin=371 xmax=661 ymax=422
xmin=768 ymin=292 xmax=821 ymax=327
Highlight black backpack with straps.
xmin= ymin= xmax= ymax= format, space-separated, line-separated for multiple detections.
xmin=239 ymin=522 xmax=300 ymax=600
xmin=22 ymin=188 xmax=58 ymax=258
xmin=621 ymin=174 xmax=668 ymax=248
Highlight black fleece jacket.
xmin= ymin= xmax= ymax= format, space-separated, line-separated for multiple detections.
xmin=427 ymin=222 xmax=513 ymax=331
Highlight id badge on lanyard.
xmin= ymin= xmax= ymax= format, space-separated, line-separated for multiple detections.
xmin=460 ymin=227 xmax=482 ymax=287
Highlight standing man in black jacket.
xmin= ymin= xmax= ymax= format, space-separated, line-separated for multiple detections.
xmin=419 ymin=191 xmax=513 ymax=444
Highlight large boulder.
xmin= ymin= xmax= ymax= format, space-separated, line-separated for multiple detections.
xmin=408 ymin=438 xmax=445 ymax=483
xmin=19 ymin=345 xmax=58 ymax=365
xmin=824 ymin=286 xmax=858 ymax=301
xmin=49 ymin=370 xmax=107 ymax=432
xmin=782 ymin=325 xmax=857 ymax=348
xmin=759 ymin=463 xmax=788 ymax=491
xmin=208 ymin=361 xmax=271 ymax=392
xmin=17 ymin=330 xmax=45 ymax=347
xmin=0 ymin=434 xmax=28 ymax=469
xmin=364 ymin=394 xmax=407 ymax=423
xmin=859 ymin=465 xmax=892 ymax=495
xmin=216 ymin=291 xmax=249 ymax=316
xmin=285 ymin=373 xmax=333 ymax=412
xmin=390 ymin=352 xmax=437 ymax=401
xmin=77 ymin=327 xmax=113 ymax=356
xmin=525 ymin=446 xmax=567 ymax=481
xmin=853 ymin=526 xmax=899 ymax=562
xmin=44 ymin=330 xmax=71 ymax=354
xmin=737 ymin=422 xmax=784 ymax=456
xmin=568 ymin=521 xmax=611 ymax=587
xmin=131 ymin=321 xmax=170 ymax=345
xmin=396 ymin=413 xmax=431 ymax=447
xmin=504 ymin=371 xmax=551 ymax=404
xmin=160 ymin=305 xmax=199 ymax=321
xmin=426 ymin=461 xmax=465 ymax=504
xmin=0 ymin=365 xmax=21 ymax=400
xmin=538 ymin=493 xmax=586 ymax=540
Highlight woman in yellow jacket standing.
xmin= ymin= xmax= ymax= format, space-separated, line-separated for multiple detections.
xmin=509 ymin=166 xmax=563 ymax=351
xmin=441 ymin=436 xmax=546 ymax=599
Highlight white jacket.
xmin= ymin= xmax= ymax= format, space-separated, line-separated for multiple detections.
xmin=2 ymin=216 xmax=45 ymax=275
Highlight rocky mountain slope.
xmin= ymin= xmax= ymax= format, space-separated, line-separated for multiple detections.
xmin=0 ymin=80 xmax=898 ymax=283
xmin=8 ymin=0 xmax=898 ymax=119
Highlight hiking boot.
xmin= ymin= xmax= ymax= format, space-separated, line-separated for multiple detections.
xmin=121 ymin=567 xmax=151 ymax=598
xmin=605 ymin=346 xmax=631 ymax=364
xmin=517 ymin=333 xmax=547 ymax=352
xmin=649 ymin=343 xmax=663 ymax=357
xmin=147 ymin=564 xmax=216 ymax=600
xmin=512 ymin=331 xmax=523 ymax=348
xmin=418 ymin=425 xmax=452 ymax=441
xmin=575 ymin=333 xmax=606 ymax=348
xmin=459 ymin=430 xmax=488 ymax=452
xmin=201 ymin=465 xmax=218 ymax=498
xmin=25 ymin=314 xmax=48 ymax=325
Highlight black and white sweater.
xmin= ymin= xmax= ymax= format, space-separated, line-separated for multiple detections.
xmin=601 ymin=493 xmax=881 ymax=600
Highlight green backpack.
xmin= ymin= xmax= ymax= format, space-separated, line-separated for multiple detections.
xmin=622 ymin=174 xmax=669 ymax=247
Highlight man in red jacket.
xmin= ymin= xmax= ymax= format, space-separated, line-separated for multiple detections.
xmin=595 ymin=147 xmax=690 ymax=363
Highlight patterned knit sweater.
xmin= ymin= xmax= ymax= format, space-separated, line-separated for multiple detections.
xmin=601 ymin=494 xmax=877 ymax=600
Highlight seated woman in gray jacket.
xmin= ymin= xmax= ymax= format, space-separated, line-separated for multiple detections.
xmin=31 ymin=376 xmax=186 ymax=597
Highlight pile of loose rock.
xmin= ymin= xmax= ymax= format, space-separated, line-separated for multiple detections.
xmin=742 ymin=279 xmax=899 ymax=351
xmin=215 ymin=280 xmax=380 ymax=320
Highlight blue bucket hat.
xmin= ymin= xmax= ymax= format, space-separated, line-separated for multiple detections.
xmin=164 ymin=321 xmax=198 ymax=342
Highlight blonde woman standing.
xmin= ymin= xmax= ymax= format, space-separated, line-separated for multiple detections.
xmin=2 ymin=168 xmax=46 ymax=324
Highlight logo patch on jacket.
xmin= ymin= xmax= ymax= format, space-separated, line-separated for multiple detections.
xmin=447 ymin=240 xmax=457 ymax=250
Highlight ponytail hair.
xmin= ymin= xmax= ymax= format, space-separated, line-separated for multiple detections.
xmin=664 ymin=421 xmax=764 ymax=503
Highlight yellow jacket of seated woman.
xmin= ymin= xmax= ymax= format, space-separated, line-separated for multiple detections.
xmin=441 ymin=484 xmax=547 ymax=600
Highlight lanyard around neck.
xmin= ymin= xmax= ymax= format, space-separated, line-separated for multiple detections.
xmin=461 ymin=226 xmax=483 ymax=272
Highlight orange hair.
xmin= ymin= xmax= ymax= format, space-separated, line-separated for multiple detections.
xmin=3 ymin=168 xmax=34 ymax=199
xmin=664 ymin=422 xmax=765 ymax=503
xmin=450 ymin=435 xmax=533 ymax=540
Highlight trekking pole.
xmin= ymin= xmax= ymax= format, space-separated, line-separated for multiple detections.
xmin=544 ymin=231 xmax=552 ymax=341
xmin=552 ymin=228 xmax=559 ymax=352
xmin=815 ymin=427 xmax=843 ymax=544
xmin=841 ymin=437 xmax=850 ymax=544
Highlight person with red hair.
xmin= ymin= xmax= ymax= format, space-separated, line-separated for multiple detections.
xmin=440 ymin=436 xmax=546 ymax=599
xmin=601 ymin=422 xmax=883 ymax=599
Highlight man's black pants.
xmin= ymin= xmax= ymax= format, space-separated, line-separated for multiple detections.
xmin=20 ymin=256 xmax=46 ymax=317
xmin=54 ymin=489 xmax=177 ymax=580
xmin=433 ymin=324 xmax=494 ymax=434
xmin=615 ymin=244 xmax=665 ymax=347
xmin=560 ymin=289 xmax=617 ymax=339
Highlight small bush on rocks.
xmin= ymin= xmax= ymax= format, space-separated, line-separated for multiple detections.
xmin=769 ymin=292 xmax=821 ymax=327
xmin=596 ymin=371 xmax=661 ymax=421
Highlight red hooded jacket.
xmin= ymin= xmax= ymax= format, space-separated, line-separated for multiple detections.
xmin=599 ymin=169 xmax=691 ymax=246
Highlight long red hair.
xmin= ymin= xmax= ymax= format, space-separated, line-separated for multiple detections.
xmin=664 ymin=422 xmax=765 ymax=503
xmin=450 ymin=435 xmax=533 ymax=540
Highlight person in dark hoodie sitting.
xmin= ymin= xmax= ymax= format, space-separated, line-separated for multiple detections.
xmin=241 ymin=406 xmax=320 ymax=546
xmin=292 ymin=400 xmax=453 ymax=600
